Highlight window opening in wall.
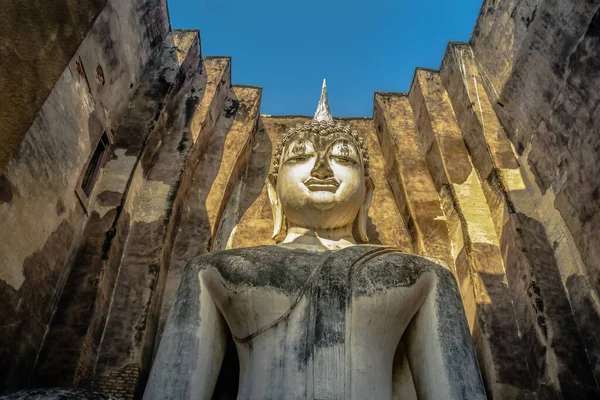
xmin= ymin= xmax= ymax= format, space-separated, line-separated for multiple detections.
xmin=81 ymin=133 xmax=110 ymax=196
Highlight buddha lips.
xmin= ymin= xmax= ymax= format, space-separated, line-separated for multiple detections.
xmin=303 ymin=178 xmax=340 ymax=192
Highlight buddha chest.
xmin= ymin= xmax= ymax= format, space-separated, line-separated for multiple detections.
xmin=202 ymin=245 xmax=424 ymax=399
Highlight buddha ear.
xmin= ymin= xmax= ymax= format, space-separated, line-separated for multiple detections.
xmin=267 ymin=174 xmax=285 ymax=239
xmin=357 ymin=177 xmax=374 ymax=242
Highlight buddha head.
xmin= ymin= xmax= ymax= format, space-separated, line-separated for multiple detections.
xmin=267 ymin=80 xmax=374 ymax=242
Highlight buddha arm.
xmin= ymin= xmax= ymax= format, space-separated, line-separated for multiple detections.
xmin=404 ymin=267 xmax=487 ymax=400
xmin=143 ymin=262 xmax=228 ymax=400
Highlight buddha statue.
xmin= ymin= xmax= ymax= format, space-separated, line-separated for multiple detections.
xmin=144 ymin=81 xmax=486 ymax=400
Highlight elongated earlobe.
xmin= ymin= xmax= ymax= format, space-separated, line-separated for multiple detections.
xmin=267 ymin=174 xmax=285 ymax=239
xmin=357 ymin=177 xmax=374 ymax=242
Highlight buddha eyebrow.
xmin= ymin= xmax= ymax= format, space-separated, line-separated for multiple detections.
xmin=339 ymin=141 xmax=351 ymax=156
xmin=291 ymin=141 xmax=308 ymax=155
xmin=331 ymin=140 xmax=352 ymax=157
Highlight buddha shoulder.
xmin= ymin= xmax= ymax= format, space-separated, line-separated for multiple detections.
xmin=351 ymin=251 xmax=455 ymax=293
xmin=184 ymin=246 xmax=273 ymax=274
xmin=180 ymin=246 xmax=454 ymax=291
xmin=182 ymin=246 xmax=323 ymax=287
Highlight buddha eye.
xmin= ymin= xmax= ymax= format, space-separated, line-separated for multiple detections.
xmin=331 ymin=155 xmax=357 ymax=165
xmin=285 ymin=155 xmax=312 ymax=164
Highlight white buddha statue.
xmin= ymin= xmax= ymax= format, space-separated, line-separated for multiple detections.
xmin=144 ymin=81 xmax=486 ymax=400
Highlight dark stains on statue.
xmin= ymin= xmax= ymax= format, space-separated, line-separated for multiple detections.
xmin=434 ymin=263 xmax=484 ymax=399
xmin=151 ymin=245 xmax=484 ymax=399
xmin=352 ymin=253 xmax=429 ymax=296
xmin=201 ymin=246 xmax=447 ymax=305
xmin=206 ymin=247 xmax=317 ymax=294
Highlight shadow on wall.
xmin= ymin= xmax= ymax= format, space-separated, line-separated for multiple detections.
xmin=232 ymin=119 xmax=272 ymax=236
xmin=155 ymin=86 xmax=239 ymax=347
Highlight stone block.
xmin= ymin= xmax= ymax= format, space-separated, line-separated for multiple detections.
xmin=156 ymin=56 xmax=232 ymax=346
xmin=409 ymin=68 xmax=535 ymax=398
xmin=373 ymin=93 xmax=453 ymax=267
xmin=32 ymin=29 xmax=196 ymax=388
xmin=92 ymin=33 xmax=212 ymax=397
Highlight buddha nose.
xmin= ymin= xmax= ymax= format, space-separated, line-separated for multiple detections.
xmin=310 ymin=152 xmax=334 ymax=179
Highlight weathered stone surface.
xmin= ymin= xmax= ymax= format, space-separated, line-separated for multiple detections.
xmin=0 ymin=0 xmax=107 ymax=174
xmin=409 ymin=68 xmax=536 ymax=398
xmin=504 ymin=212 xmax=599 ymax=397
xmin=566 ymin=274 xmax=600 ymax=384
xmin=155 ymin=84 xmax=261 ymax=363
xmin=471 ymin=0 xmax=600 ymax=392
xmin=408 ymin=70 xmax=500 ymax=275
xmin=440 ymin=42 xmax=519 ymax=180
xmin=31 ymin=29 xmax=196 ymax=389
xmin=156 ymin=56 xmax=231 ymax=346
xmin=440 ymin=37 xmax=600 ymax=397
xmin=147 ymin=246 xmax=485 ymax=400
xmin=473 ymin=0 xmax=600 ymax=307
xmin=0 ymin=0 xmax=170 ymax=391
xmin=344 ymin=118 xmax=412 ymax=250
xmin=373 ymin=93 xmax=453 ymax=266
xmin=0 ymin=388 xmax=117 ymax=400
xmin=3 ymin=0 xmax=600 ymax=398
xmin=89 ymin=31 xmax=205 ymax=399
xmin=470 ymin=0 xmax=542 ymax=99
xmin=206 ymin=86 xmax=263 ymax=250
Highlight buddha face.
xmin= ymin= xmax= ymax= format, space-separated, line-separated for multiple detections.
xmin=268 ymin=123 xmax=373 ymax=240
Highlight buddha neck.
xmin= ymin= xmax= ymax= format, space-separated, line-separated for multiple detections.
xmin=278 ymin=225 xmax=356 ymax=252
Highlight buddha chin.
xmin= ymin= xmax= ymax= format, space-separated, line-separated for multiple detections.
xmin=306 ymin=190 xmax=337 ymax=211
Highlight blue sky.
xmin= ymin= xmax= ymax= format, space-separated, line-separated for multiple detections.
xmin=167 ymin=0 xmax=483 ymax=117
